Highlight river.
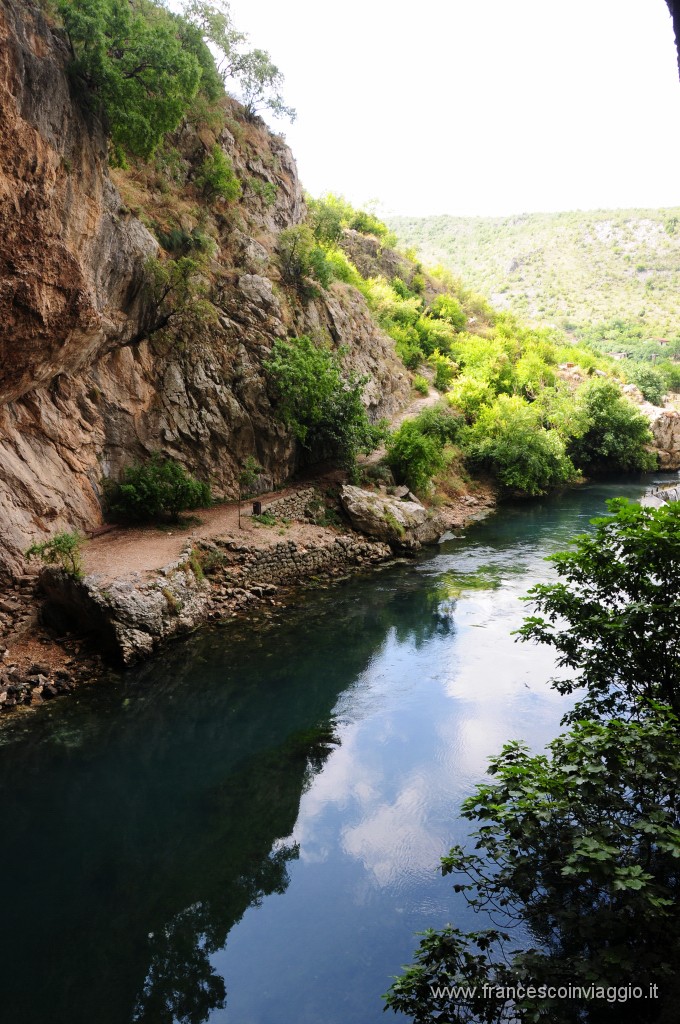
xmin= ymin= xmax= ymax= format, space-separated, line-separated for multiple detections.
xmin=0 ymin=474 xmax=676 ymax=1024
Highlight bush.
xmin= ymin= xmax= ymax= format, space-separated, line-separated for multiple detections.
xmin=25 ymin=531 xmax=84 ymax=578
xmin=386 ymin=421 xmax=448 ymax=494
xmin=447 ymin=376 xmax=495 ymax=422
xmin=429 ymin=294 xmax=466 ymax=331
xmin=107 ymin=455 xmax=211 ymax=522
xmin=626 ymin=364 xmax=667 ymax=405
xmin=428 ymin=350 xmax=457 ymax=392
xmin=412 ymin=375 xmax=430 ymax=396
xmin=194 ymin=145 xmax=241 ymax=203
xmin=461 ymin=395 xmax=576 ymax=496
xmin=385 ymin=407 xmax=460 ymax=493
xmin=277 ymin=226 xmax=332 ymax=292
xmin=265 ymin=336 xmax=384 ymax=477
xmin=568 ymin=380 xmax=657 ymax=474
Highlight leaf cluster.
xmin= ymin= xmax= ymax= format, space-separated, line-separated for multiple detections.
xmin=25 ymin=531 xmax=84 ymax=579
xmin=106 ymin=455 xmax=211 ymax=522
xmin=265 ymin=336 xmax=384 ymax=478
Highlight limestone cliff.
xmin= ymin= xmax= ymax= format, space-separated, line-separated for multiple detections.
xmin=0 ymin=0 xmax=408 ymax=578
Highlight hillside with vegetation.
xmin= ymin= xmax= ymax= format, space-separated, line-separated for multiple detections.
xmin=388 ymin=208 xmax=680 ymax=337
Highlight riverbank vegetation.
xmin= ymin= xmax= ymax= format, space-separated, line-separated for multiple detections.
xmin=268 ymin=195 xmax=661 ymax=500
xmin=385 ymin=499 xmax=680 ymax=1023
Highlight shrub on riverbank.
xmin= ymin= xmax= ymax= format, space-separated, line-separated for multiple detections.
xmin=460 ymin=395 xmax=577 ymax=496
xmin=386 ymin=404 xmax=462 ymax=493
xmin=566 ymin=380 xmax=657 ymax=474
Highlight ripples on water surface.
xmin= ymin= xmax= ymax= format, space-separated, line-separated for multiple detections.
xmin=0 ymin=476 xmax=676 ymax=1024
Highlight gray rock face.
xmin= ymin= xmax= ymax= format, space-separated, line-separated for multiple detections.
xmin=340 ymin=485 xmax=445 ymax=551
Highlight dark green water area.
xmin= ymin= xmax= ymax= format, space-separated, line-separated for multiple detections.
xmin=1 ymin=475 xmax=676 ymax=1024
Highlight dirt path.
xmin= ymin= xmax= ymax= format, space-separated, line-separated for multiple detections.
xmin=84 ymin=385 xmax=445 ymax=582
xmin=361 ymin=384 xmax=442 ymax=467
xmin=82 ymin=482 xmax=313 ymax=583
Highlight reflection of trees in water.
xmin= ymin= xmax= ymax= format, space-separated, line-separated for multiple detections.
xmin=0 ymin=580 xmax=431 ymax=1024
xmin=0 ymin=532 xmax=550 ymax=1024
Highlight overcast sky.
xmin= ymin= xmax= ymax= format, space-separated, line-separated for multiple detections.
xmin=222 ymin=0 xmax=680 ymax=217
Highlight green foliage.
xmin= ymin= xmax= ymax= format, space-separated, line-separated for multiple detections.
xmin=460 ymin=395 xmax=577 ymax=496
xmin=446 ymin=376 xmax=495 ymax=422
xmin=25 ymin=531 xmax=84 ymax=579
xmin=238 ymin=455 xmax=263 ymax=496
xmin=277 ymin=226 xmax=333 ymax=293
xmin=429 ymin=293 xmax=466 ymax=330
xmin=625 ymin=363 xmax=667 ymax=405
xmin=143 ymin=252 xmax=217 ymax=339
xmin=428 ymin=350 xmax=457 ymax=392
xmin=265 ymin=336 xmax=384 ymax=477
xmin=386 ymin=710 xmax=680 ymax=1023
xmin=386 ymin=405 xmax=460 ymax=493
xmin=567 ymin=379 xmax=657 ymax=474
xmin=518 ymin=498 xmax=680 ymax=720
xmin=306 ymin=193 xmax=394 ymax=245
xmin=386 ymin=422 xmax=447 ymax=494
xmin=58 ymin=0 xmax=205 ymax=161
xmin=107 ymin=455 xmax=211 ymax=522
xmin=194 ymin=145 xmax=241 ymax=203
xmin=234 ymin=48 xmax=296 ymax=122
xmin=321 ymin=248 xmax=365 ymax=288
xmin=246 ymin=178 xmax=278 ymax=206
xmin=412 ymin=375 xmax=430 ymax=396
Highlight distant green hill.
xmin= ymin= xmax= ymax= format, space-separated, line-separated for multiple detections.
xmin=388 ymin=208 xmax=680 ymax=335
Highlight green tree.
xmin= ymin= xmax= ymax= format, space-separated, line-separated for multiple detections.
xmin=194 ymin=145 xmax=242 ymax=203
xmin=266 ymin=336 xmax=383 ymax=477
xmin=58 ymin=0 xmax=205 ymax=161
xmin=107 ymin=455 xmax=211 ymax=522
xmin=567 ymin=380 xmax=657 ymax=475
xmin=461 ymin=395 xmax=576 ymax=496
xmin=182 ymin=0 xmax=246 ymax=81
xmin=277 ymin=226 xmax=333 ymax=293
xmin=25 ymin=531 xmax=84 ymax=579
xmin=234 ymin=48 xmax=296 ymax=122
xmin=517 ymin=497 xmax=680 ymax=720
xmin=385 ymin=710 xmax=680 ymax=1024
xmin=627 ymin=364 xmax=667 ymax=405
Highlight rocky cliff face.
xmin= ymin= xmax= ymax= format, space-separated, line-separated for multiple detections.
xmin=0 ymin=0 xmax=408 ymax=578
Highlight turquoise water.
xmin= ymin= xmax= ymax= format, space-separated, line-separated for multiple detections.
xmin=0 ymin=475 xmax=675 ymax=1024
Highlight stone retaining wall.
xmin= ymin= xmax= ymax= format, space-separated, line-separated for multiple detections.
xmin=259 ymin=488 xmax=320 ymax=521
xmin=33 ymin=529 xmax=393 ymax=670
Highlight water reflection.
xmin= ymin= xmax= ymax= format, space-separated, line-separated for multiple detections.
xmin=0 ymin=474 xmax=674 ymax=1024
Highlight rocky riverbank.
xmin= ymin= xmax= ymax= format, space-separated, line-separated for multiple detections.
xmin=0 ymin=481 xmax=496 ymax=716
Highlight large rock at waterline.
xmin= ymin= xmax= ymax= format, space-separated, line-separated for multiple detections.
xmin=340 ymin=485 xmax=444 ymax=550
xmin=645 ymin=407 xmax=680 ymax=471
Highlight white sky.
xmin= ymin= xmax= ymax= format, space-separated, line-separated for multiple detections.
xmin=221 ymin=0 xmax=680 ymax=217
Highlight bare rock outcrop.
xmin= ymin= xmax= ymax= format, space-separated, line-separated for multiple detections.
xmin=340 ymin=484 xmax=445 ymax=551
xmin=646 ymin=407 xmax=680 ymax=471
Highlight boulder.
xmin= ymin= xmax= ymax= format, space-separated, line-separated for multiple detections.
xmin=340 ymin=485 xmax=444 ymax=551
xmin=645 ymin=407 xmax=680 ymax=470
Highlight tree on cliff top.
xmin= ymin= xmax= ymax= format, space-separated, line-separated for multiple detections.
xmin=58 ymin=0 xmax=295 ymax=162
xmin=58 ymin=0 xmax=208 ymax=160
